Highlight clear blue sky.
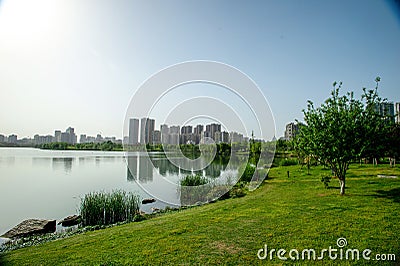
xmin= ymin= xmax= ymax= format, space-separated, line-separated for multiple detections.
xmin=0 ymin=0 xmax=399 ymax=139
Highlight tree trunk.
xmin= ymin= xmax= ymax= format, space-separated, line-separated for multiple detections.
xmin=339 ymin=178 xmax=345 ymax=195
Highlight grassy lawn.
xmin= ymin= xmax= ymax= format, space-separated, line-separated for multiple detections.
xmin=1 ymin=164 xmax=400 ymax=265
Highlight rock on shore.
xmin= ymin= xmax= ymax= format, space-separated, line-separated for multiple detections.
xmin=58 ymin=215 xmax=81 ymax=227
xmin=142 ymin=198 xmax=156 ymax=204
xmin=2 ymin=219 xmax=56 ymax=239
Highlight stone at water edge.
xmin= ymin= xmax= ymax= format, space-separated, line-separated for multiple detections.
xmin=58 ymin=215 xmax=81 ymax=227
xmin=151 ymin=207 xmax=160 ymax=213
xmin=1 ymin=219 xmax=56 ymax=239
xmin=142 ymin=198 xmax=156 ymax=204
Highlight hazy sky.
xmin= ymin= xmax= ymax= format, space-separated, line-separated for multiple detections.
xmin=0 ymin=0 xmax=399 ymax=139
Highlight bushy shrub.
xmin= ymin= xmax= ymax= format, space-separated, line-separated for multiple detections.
xmin=180 ymin=174 xmax=208 ymax=186
xmin=180 ymin=174 xmax=209 ymax=205
xmin=229 ymin=181 xmax=247 ymax=198
xmin=238 ymin=163 xmax=256 ymax=182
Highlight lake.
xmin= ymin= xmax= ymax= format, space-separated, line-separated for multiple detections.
xmin=0 ymin=147 xmax=240 ymax=236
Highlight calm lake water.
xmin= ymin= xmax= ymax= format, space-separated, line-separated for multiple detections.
xmin=0 ymin=147 xmax=240 ymax=236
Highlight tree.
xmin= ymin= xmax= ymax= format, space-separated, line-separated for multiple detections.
xmin=296 ymin=79 xmax=388 ymax=195
xmin=360 ymin=78 xmax=394 ymax=164
xmin=293 ymin=126 xmax=314 ymax=174
xmin=386 ymin=123 xmax=400 ymax=167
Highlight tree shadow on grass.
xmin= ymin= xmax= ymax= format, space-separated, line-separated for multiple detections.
xmin=373 ymin=188 xmax=400 ymax=203
xmin=327 ymin=186 xmax=349 ymax=190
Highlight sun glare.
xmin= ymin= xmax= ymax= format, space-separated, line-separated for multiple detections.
xmin=0 ymin=0 xmax=65 ymax=47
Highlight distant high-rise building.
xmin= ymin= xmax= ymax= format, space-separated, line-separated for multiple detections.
xmin=96 ymin=134 xmax=103 ymax=143
xmin=194 ymin=125 xmax=203 ymax=135
xmin=160 ymin=124 xmax=169 ymax=144
xmin=160 ymin=124 xmax=169 ymax=134
xmin=169 ymin=126 xmax=180 ymax=134
xmin=129 ymin=118 xmax=139 ymax=144
xmin=181 ymin=125 xmax=192 ymax=135
xmin=66 ymin=127 xmax=77 ymax=144
xmin=80 ymin=134 xmax=87 ymax=144
xmin=395 ymin=102 xmax=400 ymax=124
xmin=229 ymin=131 xmax=243 ymax=143
xmin=0 ymin=134 xmax=4 ymax=142
xmin=140 ymin=118 xmax=155 ymax=144
xmin=86 ymin=136 xmax=96 ymax=143
xmin=8 ymin=134 xmax=17 ymax=144
xmin=168 ymin=126 xmax=180 ymax=145
xmin=54 ymin=130 xmax=61 ymax=142
xmin=375 ymin=102 xmax=395 ymax=123
xmin=284 ymin=122 xmax=299 ymax=140
xmin=153 ymin=130 xmax=161 ymax=144
xmin=180 ymin=125 xmax=193 ymax=144
xmin=61 ymin=132 xmax=70 ymax=143
xmin=221 ymin=131 xmax=229 ymax=143
xmin=34 ymin=134 xmax=53 ymax=145
xmin=205 ymin=123 xmax=221 ymax=141
xmin=191 ymin=125 xmax=203 ymax=144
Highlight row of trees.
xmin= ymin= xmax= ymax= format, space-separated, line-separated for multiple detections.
xmin=293 ymin=78 xmax=399 ymax=195
xmin=39 ymin=141 xmax=123 ymax=151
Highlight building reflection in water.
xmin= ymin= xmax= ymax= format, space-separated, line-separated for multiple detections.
xmin=52 ymin=157 xmax=73 ymax=173
xmin=139 ymin=156 xmax=153 ymax=182
xmin=127 ymin=155 xmax=138 ymax=182
xmin=127 ymin=155 xmax=154 ymax=183
xmin=127 ymin=154 xmax=246 ymax=184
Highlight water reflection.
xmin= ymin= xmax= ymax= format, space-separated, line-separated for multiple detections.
xmin=139 ymin=156 xmax=153 ymax=183
xmin=0 ymin=156 xmax=16 ymax=166
xmin=52 ymin=158 xmax=73 ymax=173
xmin=127 ymin=154 xmax=246 ymax=184
xmin=126 ymin=155 xmax=154 ymax=183
xmin=127 ymin=156 xmax=137 ymax=181
xmin=32 ymin=157 xmax=51 ymax=167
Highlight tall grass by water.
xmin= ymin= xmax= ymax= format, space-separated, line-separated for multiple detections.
xmin=79 ymin=190 xmax=140 ymax=226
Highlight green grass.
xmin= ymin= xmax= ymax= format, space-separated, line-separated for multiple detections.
xmin=1 ymin=164 xmax=400 ymax=265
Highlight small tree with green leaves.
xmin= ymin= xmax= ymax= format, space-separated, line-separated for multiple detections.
xmin=296 ymin=78 xmax=389 ymax=195
xmin=360 ymin=77 xmax=395 ymax=163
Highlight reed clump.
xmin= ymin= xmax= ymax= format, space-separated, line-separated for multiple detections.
xmin=79 ymin=190 xmax=140 ymax=226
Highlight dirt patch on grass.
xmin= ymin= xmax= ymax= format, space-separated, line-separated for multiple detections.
xmin=211 ymin=241 xmax=244 ymax=254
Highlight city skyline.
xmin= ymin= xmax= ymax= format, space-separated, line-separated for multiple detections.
xmin=0 ymin=1 xmax=399 ymax=139
xmin=0 ymin=126 xmax=122 ymax=146
xmin=3 ymin=98 xmax=400 ymax=145
xmin=128 ymin=117 xmax=252 ymax=145
xmin=0 ymin=117 xmax=256 ymax=145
